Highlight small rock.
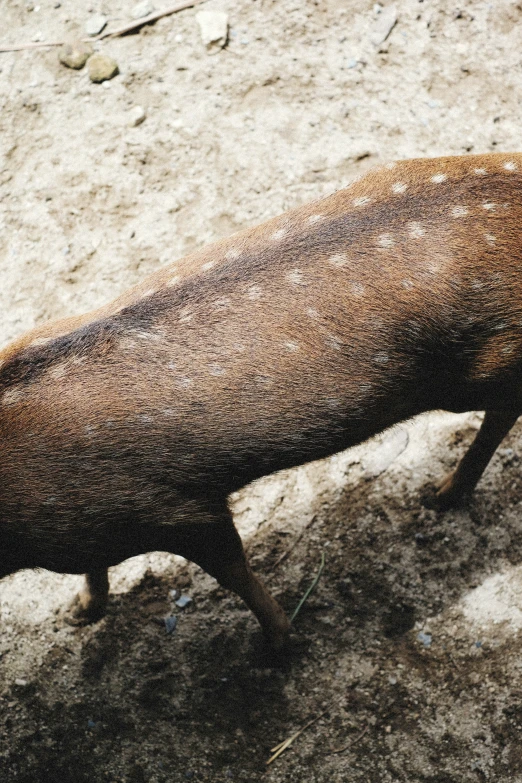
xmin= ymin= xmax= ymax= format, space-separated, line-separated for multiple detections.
xmin=196 ymin=10 xmax=228 ymax=54
xmin=58 ymin=40 xmax=93 ymax=70
xmin=85 ymin=14 xmax=108 ymax=37
xmin=164 ymin=615 xmax=177 ymax=634
xmin=131 ymin=0 xmax=154 ymax=19
xmin=370 ymin=4 xmax=398 ymax=46
xmin=128 ymin=105 xmax=146 ymax=127
xmin=175 ymin=595 xmax=192 ymax=609
xmin=417 ymin=631 xmax=432 ymax=648
xmin=88 ymin=54 xmax=119 ymax=83
xmin=14 ymin=678 xmax=27 ymax=687
xmin=169 ymin=588 xmax=178 ymax=600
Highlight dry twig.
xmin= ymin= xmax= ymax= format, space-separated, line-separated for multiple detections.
xmin=330 ymin=725 xmax=369 ymax=754
xmin=290 ymin=550 xmax=326 ymax=623
xmin=266 ymin=710 xmax=328 ymax=765
xmin=271 ymin=514 xmax=317 ymax=570
xmin=0 ymin=0 xmax=207 ymax=53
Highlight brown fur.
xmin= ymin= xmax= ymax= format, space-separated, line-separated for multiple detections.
xmin=1 ymin=153 xmax=522 ymax=648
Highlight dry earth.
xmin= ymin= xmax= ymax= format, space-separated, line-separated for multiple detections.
xmin=2 ymin=0 xmax=522 ymax=781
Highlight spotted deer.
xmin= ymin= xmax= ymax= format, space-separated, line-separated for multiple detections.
xmin=1 ymin=153 xmax=521 ymax=649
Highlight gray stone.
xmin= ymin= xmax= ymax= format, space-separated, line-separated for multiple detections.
xmin=370 ymin=5 xmax=397 ymax=46
xmin=128 ymin=105 xmax=146 ymax=126
xmin=58 ymin=40 xmax=93 ymax=70
xmin=131 ymin=1 xmax=154 ymax=19
xmin=85 ymin=14 xmax=108 ymax=37
xmin=88 ymin=54 xmax=119 ymax=83
xmin=195 ymin=11 xmax=228 ymax=54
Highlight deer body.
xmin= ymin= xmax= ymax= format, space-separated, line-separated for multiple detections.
xmin=1 ymin=153 xmax=521 ymax=647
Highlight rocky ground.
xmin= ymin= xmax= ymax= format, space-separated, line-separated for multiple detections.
xmin=2 ymin=0 xmax=522 ymax=780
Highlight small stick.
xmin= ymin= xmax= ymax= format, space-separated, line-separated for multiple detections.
xmin=330 ymin=725 xmax=369 ymax=754
xmin=271 ymin=515 xmax=317 ymax=570
xmin=0 ymin=0 xmax=207 ymax=54
xmin=266 ymin=710 xmax=328 ymax=765
xmin=290 ymin=550 xmax=325 ymax=623
xmin=91 ymin=0 xmax=208 ymax=41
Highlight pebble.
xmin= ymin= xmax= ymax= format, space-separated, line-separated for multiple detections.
xmin=175 ymin=595 xmax=192 ymax=609
xmin=85 ymin=14 xmax=108 ymax=37
xmin=58 ymin=40 xmax=93 ymax=70
xmin=195 ymin=10 xmax=229 ymax=54
xmin=88 ymin=54 xmax=119 ymax=83
xmin=128 ymin=105 xmax=146 ymax=127
xmin=164 ymin=615 xmax=178 ymax=634
xmin=370 ymin=4 xmax=398 ymax=46
xmin=131 ymin=0 xmax=154 ymax=19
xmin=14 ymin=678 xmax=27 ymax=687
xmin=417 ymin=632 xmax=432 ymax=648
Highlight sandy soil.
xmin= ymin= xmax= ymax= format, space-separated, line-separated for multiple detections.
xmin=2 ymin=0 xmax=522 ymax=780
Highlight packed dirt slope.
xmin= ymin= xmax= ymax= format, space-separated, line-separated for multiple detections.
xmin=2 ymin=0 xmax=522 ymax=781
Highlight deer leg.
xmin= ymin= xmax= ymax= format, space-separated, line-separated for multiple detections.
xmin=434 ymin=410 xmax=519 ymax=509
xmin=66 ymin=567 xmax=109 ymax=625
xmin=173 ymin=513 xmax=291 ymax=650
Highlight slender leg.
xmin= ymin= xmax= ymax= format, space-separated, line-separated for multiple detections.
xmin=174 ymin=514 xmax=291 ymax=650
xmin=66 ymin=567 xmax=109 ymax=625
xmin=434 ymin=410 xmax=519 ymax=509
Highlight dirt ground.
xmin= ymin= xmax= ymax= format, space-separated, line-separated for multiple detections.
xmin=2 ymin=0 xmax=522 ymax=780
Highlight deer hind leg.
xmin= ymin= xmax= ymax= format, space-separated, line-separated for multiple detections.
xmin=172 ymin=510 xmax=291 ymax=650
xmin=66 ymin=567 xmax=109 ymax=625
xmin=434 ymin=410 xmax=519 ymax=509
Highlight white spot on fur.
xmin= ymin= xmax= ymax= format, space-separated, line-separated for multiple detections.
xmin=392 ymin=182 xmax=407 ymax=193
xmin=329 ymin=252 xmax=348 ymax=267
xmin=135 ymin=330 xmax=162 ymax=341
xmin=359 ymin=382 xmax=373 ymax=393
xmin=451 ymin=206 xmax=469 ymax=218
xmin=471 ymin=279 xmax=484 ymax=290
xmin=308 ymin=214 xmax=324 ymax=223
xmin=326 ymin=335 xmax=342 ymax=351
xmin=177 ymin=376 xmax=193 ymax=388
xmin=163 ymin=408 xmax=174 ymax=416
xmin=431 ymin=173 xmax=447 ymax=183
xmin=209 ymin=363 xmax=225 ymax=376
xmin=485 ymin=233 xmax=496 ymax=244
xmin=378 ymin=233 xmax=394 ymax=248
xmin=483 ymin=202 xmax=496 ymax=210
xmin=166 ymin=275 xmax=181 ymax=287
xmin=474 ymin=168 xmax=487 ymax=175
xmin=374 ymin=352 xmax=389 ymax=364
xmin=504 ymin=160 xmax=517 ymax=171
xmin=29 ymin=336 xmax=53 ymax=348
xmin=3 ymin=387 xmax=23 ymax=405
xmin=179 ymin=308 xmax=193 ymax=324
xmin=409 ymin=222 xmax=425 ymax=238
xmin=201 ymin=260 xmax=216 ymax=271
xmin=307 ymin=307 xmax=319 ymax=319
xmin=351 ymin=282 xmax=365 ymax=296
xmin=247 ymin=285 xmax=262 ymax=300
xmin=287 ymin=269 xmax=305 ymax=285
xmin=385 ymin=162 xmax=397 ymax=170
xmin=284 ymin=340 xmax=299 ymax=352
xmin=214 ymin=297 xmax=230 ymax=310
xmin=327 ymin=398 xmax=341 ymax=409
xmin=401 ymin=280 xmax=414 ymax=289
xmin=225 ymin=248 xmax=241 ymax=260
xmin=353 ymin=196 xmax=372 ymax=207
xmin=271 ymin=228 xmax=287 ymax=241
xmin=49 ymin=364 xmax=67 ymax=380
xmin=142 ymin=288 xmax=156 ymax=299
xmin=502 ymin=345 xmax=514 ymax=355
